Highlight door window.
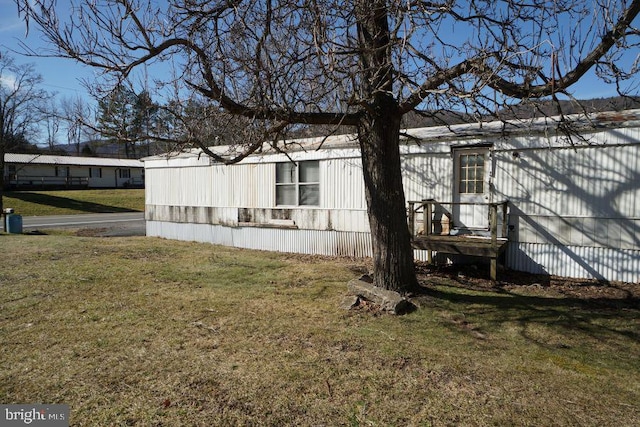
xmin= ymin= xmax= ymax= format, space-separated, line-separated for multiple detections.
xmin=458 ymin=153 xmax=485 ymax=194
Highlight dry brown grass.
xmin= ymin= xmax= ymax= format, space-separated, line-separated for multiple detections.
xmin=1 ymin=234 xmax=639 ymax=426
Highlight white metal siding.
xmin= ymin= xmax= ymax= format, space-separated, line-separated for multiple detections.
xmin=147 ymin=220 xmax=373 ymax=257
xmin=494 ymin=138 xmax=640 ymax=248
xmin=507 ymin=242 xmax=640 ymax=282
xmin=145 ymin=167 xmax=214 ymax=206
xmin=144 ymin=118 xmax=640 ymax=282
xmin=323 ymin=158 xmax=367 ymax=210
xmin=145 ymin=205 xmax=370 ymax=233
xmin=148 ymin=220 xmax=434 ymax=261
xmin=402 ymin=152 xmax=453 ymax=203
xmin=495 ymin=131 xmax=640 ymax=218
xmin=493 ymin=128 xmax=640 ymax=281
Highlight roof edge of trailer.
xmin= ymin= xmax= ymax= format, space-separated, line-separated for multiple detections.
xmin=142 ymin=108 xmax=640 ymax=162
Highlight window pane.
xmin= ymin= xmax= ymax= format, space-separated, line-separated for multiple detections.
xmin=475 ymin=182 xmax=484 ymax=193
xmin=460 ymin=166 xmax=467 ymax=181
xmin=299 ymin=161 xmax=319 ymax=183
xmin=276 ymin=163 xmax=296 ymax=184
xmin=276 ymin=185 xmax=296 ymax=205
xmin=468 ymin=168 xmax=476 ymax=180
xmin=299 ymin=184 xmax=320 ymax=206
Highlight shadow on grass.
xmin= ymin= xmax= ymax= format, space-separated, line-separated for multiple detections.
xmin=6 ymin=191 xmax=137 ymax=214
xmin=420 ymin=285 xmax=639 ymax=346
xmin=413 ymin=263 xmax=640 ymax=351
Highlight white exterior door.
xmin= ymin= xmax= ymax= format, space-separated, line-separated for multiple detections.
xmin=453 ymin=148 xmax=490 ymax=229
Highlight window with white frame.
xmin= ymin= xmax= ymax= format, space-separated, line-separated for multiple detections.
xmin=276 ymin=161 xmax=319 ymax=206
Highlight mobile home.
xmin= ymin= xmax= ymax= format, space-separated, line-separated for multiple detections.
xmin=4 ymin=153 xmax=145 ymax=189
xmin=144 ymin=110 xmax=640 ymax=283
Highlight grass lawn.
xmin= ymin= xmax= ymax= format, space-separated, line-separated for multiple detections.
xmin=2 ymin=189 xmax=145 ymax=216
xmin=1 ymin=234 xmax=639 ymax=426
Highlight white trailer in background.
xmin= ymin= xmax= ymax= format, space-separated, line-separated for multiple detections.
xmin=4 ymin=154 xmax=144 ymax=189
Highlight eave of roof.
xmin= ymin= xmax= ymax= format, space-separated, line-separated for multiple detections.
xmin=143 ymin=108 xmax=640 ymax=162
xmin=4 ymin=153 xmax=143 ymax=168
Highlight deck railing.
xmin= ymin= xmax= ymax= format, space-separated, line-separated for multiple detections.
xmin=408 ymin=199 xmax=509 ymax=242
xmin=408 ymin=199 xmax=510 ymax=280
xmin=8 ymin=175 xmax=90 ymax=188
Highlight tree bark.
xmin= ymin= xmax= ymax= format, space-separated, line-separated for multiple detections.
xmin=357 ymin=95 xmax=418 ymax=294
xmin=354 ymin=0 xmax=418 ymax=294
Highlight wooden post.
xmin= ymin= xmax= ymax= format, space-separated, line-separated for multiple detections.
xmin=490 ymin=203 xmax=498 ymax=282
xmin=408 ymin=202 xmax=415 ymax=237
xmin=490 ymin=203 xmax=497 ymax=246
xmin=501 ymin=201 xmax=508 ymax=238
xmin=424 ymin=201 xmax=433 ymax=264
xmin=425 ymin=201 xmax=432 ymax=237
xmin=490 ymin=258 xmax=497 ymax=282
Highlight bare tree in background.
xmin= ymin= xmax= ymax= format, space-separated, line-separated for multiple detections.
xmin=42 ymin=98 xmax=60 ymax=152
xmin=17 ymin=0 xmax=640 ymax=292
xmin=0 ymin=52 xmax=50 ymax=215
xmin=60 ymin=96 xmax=93 ymax=156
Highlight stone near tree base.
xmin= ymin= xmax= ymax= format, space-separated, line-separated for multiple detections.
xmin=346 ymin=277 xmax=415 ymax=315
xmin=339 ymin=295 xmax=361 ymax=310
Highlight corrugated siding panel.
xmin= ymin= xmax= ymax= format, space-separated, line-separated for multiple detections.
xmin=327 ymin=209 xmax=370 ymax=232
xmin=211 ymin=165 xmax=231 ymax=207
xmin=146 ymin=204 xmax=370 ymax=233
xmin=226 ymin=163 xmax=274 ymax=207
xmin=147 ymin=221 xmax=373 ymax=257
xmin=507 ymin=242 xmax=640 ymax=282
xmin=495 ymin=136 xmax=640 ymax=219
xmin=239 ymin=228 xmax=373 ymax=257
xmin=322 ymin=158 xmax=366 ymax=209
xmin=402 ymin=153 xmax=452 ymax=202
xmin=147 ymin=220 xmax=437 ymax=262
xmin=146 ymin=167 xmax=213 ymax=206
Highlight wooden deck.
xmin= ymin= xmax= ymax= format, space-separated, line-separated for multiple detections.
xmin=408 ymin=200 xmax=510 ymax=281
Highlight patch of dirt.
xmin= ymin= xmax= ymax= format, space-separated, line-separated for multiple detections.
xmin=227 ymin=251 xmax=639 ymax=308
xmin=75 ymin=227 xmax=110 ymax=237
xmin=416 ymin=262 xmax=640 ymax=307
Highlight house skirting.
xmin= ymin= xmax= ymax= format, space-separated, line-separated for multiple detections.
xmin=507 ymin=242 xmax=640 ymax=283
xmin=146 ymin=220 xmax=639 ymax=283
xmin=146 ymin=220 xmax=374 ymax=258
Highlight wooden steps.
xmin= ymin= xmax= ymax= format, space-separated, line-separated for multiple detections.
xmin=408 ymin=199 xmax=510 ymax=281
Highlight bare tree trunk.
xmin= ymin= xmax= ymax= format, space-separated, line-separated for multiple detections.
xmin=355 ymin=1 xmax=418 ymax=294
xmin=358 ymin=94 xmax=418 ymax=294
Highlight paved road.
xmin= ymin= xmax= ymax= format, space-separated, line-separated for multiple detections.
xmin=21 ymin=212 xmax=146 ymax=236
